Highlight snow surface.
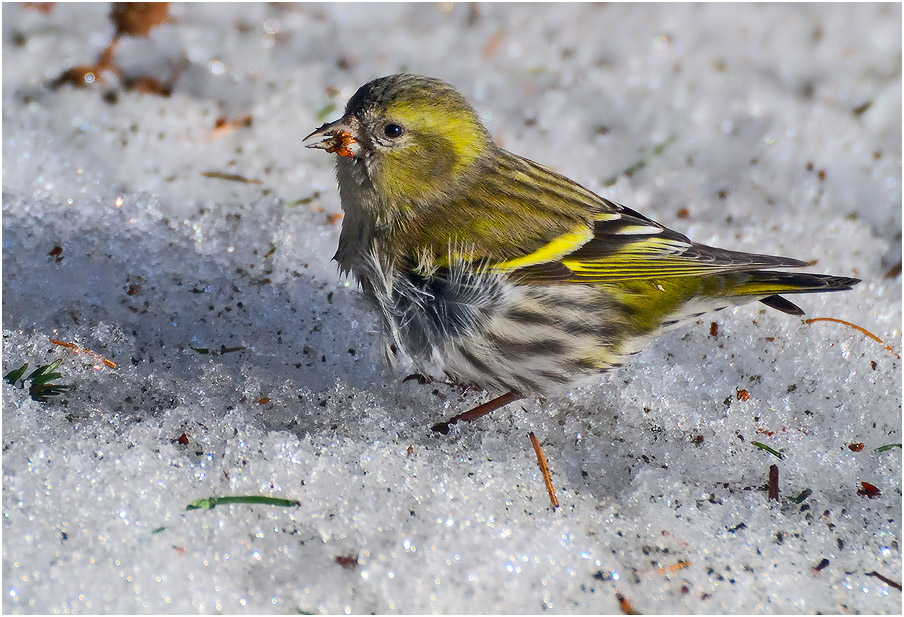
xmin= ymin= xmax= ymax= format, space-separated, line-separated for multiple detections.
xmin=2 ymin=2 xmax=901 ymax=614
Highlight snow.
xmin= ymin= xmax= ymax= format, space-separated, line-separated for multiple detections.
xmin=3 ymin=3 xmax=900 ymax=613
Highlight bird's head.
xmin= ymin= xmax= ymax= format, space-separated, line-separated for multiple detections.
xmin=306 ymin=74 xmax=493 ymax=208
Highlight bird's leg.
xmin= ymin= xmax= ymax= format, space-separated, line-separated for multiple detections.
xmin=431 ymin=391 xmax=522 ymax=434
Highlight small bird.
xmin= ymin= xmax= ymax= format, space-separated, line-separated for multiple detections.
xmin=306 ymin=74 xmax=859 ymax=431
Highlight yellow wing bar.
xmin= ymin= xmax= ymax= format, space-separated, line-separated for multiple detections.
xmin=492 ymin=225 xmax=594 ymax=271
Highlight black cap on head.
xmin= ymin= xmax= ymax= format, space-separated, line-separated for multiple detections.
xmin=344 ymin=74 xmax=474 ymax=117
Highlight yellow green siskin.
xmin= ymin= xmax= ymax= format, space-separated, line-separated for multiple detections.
xmin=306 ymin=74 xmax=859 ymax=430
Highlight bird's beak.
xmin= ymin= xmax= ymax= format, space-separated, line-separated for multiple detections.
xmin=304 ymin=116 xmax=360 ymax=158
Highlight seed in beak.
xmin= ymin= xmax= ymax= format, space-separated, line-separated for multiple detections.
xmin=305 ymin=127 xmax=357 ymax=158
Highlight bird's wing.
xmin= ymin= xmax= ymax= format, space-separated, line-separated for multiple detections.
xmin=419 ymin=152 xmax=807 ymax=283
xmin=496 ymin=198 xmax=808 ymax=283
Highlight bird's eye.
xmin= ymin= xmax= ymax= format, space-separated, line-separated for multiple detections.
xmin=383 ymin=123 xmax=404 ymax=139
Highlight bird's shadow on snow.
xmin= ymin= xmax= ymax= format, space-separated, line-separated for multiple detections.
xmin=1 ymin=191 xmax=398 ymax=430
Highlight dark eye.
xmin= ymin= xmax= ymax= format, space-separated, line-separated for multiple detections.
xmin=383 ymin=123 xmax=404 ymax=139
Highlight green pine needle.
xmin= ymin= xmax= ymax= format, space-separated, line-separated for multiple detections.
xmin=4 ymin=363 xmax=29 ymax=385
xmin=286 ymin=192 xmax=321 ymax=208
xmin=603 ymin=135 xmax=677 ymax=186
xmin=751 ymin=441 xmax=784 ymax=459
xmin=186 ymin=495 xmax=301 ymax=511
xmin=4 ymin=359 xmax=72 ymax=402
xmin=316 ymin=103 xmax=338 ymax=121
xmin=876 ymin=443 xmax=902 ymax=453
xmin=26 ymin=359 xmax=64 ymax=384
xmin=789 ymin=488 xmax=812 ymax=504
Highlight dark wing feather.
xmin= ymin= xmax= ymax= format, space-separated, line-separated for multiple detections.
xmin=512 ymin=198 xmax=808 ymax=283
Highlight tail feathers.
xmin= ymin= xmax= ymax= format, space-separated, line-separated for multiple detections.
xmin=734 ymin=271 xmax=861 ymax=316
xmin=759 ymin=295 xmax=805 ymax=316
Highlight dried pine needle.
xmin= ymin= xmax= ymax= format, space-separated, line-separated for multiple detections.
xmin=805 ymin=317 xmax=900 ymax=359
xmin=50 ymin=338 xmax=117 ymax=368
xmin=616 ymin=592 xmax=640 ymax=615
xmin=655 ymin=560 xmax=691 ymax=574
xmin=529 ymin=432 xmax=558 ymax=508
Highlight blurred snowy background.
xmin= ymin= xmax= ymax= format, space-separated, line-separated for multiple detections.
xmin=2 ymin=3 xmax=901 ymax=613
